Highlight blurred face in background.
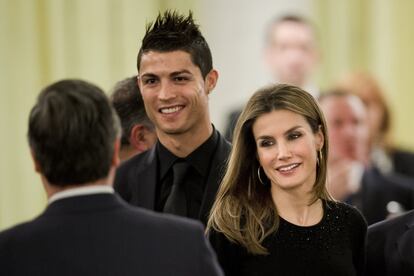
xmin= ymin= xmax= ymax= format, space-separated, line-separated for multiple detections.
xmin=335 ymin=73 xmax=389 ymax=146
xmin=320 ymin=95 xmax=370 ymax=163
xmin=264 ymin=21 xmax=319 ymax=87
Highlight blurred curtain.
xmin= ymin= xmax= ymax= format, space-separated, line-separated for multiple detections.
xmin=314 ymin=0 xmax=414 ymax=150
xmin=0 ymin=0 xmax=194 ymax=230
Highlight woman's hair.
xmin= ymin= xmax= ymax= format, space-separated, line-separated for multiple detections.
xmin=335 ymin=72 xmax=391 ymax=146
xmin=207 ymin=84 xmax=331 ymax=255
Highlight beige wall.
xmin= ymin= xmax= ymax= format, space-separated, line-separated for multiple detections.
xmin=314 ymin=0 xmax=414 ymax=150
xmin=0 ymin=0 xmax=194 ymax=230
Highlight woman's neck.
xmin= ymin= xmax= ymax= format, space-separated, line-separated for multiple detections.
xmin=271 ymin=188 xmax=323 ymax=226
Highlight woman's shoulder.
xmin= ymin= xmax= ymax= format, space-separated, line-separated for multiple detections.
xmin=324 ymin=200 xmax=367 ymax=227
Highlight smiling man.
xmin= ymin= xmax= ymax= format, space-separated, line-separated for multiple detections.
xmin=114 ymin=11 xmax=231 ymax=225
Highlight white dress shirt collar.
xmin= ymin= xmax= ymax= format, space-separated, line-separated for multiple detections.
xmin=48 ymin=185 xmax=114 ymax=205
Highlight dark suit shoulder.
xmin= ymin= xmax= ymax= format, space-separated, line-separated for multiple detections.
xmin=369 ymin=209 xmax=414 ymax=234
xmin=326 ymin=200 xmax=367 ymax=225
xmin=114 ymin=147 xmax=155 ymax=201
xmin=125 ymin=204 xmax=204 ymax=232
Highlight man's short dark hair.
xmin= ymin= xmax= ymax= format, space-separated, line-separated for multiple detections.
xmin=28 ymin=79 xmax=121 ymax=187
xmin=264 ymin=14 xmax=318 ymax=45
xmin=110 ymin=76 xmax=154 ymax=146
xmin=137 ymin=10 xmax=213 ymax=78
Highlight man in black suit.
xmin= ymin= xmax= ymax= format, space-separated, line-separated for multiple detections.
xmin=319 ymin=91 xmax=414 ymax=225
xmin=0 ymin=79 xmax=223 ymax=276
xmin=110 ymin=76 xmax=157 ymax=162
xmin=114 ymin=11 xmax=231 ymax=225
xmin=367 ymin=210 xmax=414 ymax=275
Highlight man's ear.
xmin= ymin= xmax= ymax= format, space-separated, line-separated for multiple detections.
xmin=30 ymin=149 xmax=41 ymax=173
xmin=205 ymin=69 xmax=219 ymax=94
xmin=112 ymin=138 xmax=121 ymax=168
xmin=129 ymin=124 xmax=154 ymax=153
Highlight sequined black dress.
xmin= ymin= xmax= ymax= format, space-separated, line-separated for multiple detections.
xmin=209 ymin=201 xmax=367 ymax=276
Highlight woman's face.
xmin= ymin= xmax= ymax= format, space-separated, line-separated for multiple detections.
xmin=252 ymin=109 xmax=323 ymax=193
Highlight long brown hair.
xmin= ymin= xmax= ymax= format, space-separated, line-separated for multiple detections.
xmin=207 ymin=84 xmax=331 ymax=255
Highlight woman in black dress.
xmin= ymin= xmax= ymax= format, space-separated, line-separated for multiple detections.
xmin=207 ymin=84 xmax=367 ymax=276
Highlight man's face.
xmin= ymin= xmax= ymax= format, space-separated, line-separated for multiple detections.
xmin=320 ymin=96 xmax=369 ymax=163
xmin=265 ymin=21 xmax=318 ymax=87
xmin=138 ymin=50 xmax=217 ymax=137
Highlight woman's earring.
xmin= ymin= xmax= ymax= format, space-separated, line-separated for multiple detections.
xmin=317 ymin=149 xmax=323 ymax=166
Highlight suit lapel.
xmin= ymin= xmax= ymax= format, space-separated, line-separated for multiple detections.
xmin=198 ymin=133 xmax=231 ymax=224
xmin=133 ymin=146 xmax=158 ymax=210
xmin=396 ymin=214 xmax=414 ymax=270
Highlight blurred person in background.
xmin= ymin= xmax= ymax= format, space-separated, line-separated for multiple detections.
xmin=319 ymin=91 xmax=414 ymax=225
xmin=335 ymin=72 xmax=414 ymax=178
xmin=110 ymin=76 xmax=157 ymax=162
xmin=208 ymin=84 xmax=366 ymax=276
xmin=224 ymin=14 xmax=321 ymax=141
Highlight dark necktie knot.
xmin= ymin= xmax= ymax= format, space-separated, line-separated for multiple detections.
xmin=163 ymin=160 xmax=190 ymax=216
xmin=172 ymin=161 xmax=190 ymax=186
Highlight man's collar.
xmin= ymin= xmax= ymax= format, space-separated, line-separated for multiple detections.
xmin=48 ymin=185 xmax=114 ymax=205
xmin=157 ymin=125 xmax=218 ymax=179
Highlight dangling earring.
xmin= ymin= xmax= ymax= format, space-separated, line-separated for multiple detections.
xmin=257 ymin=166 xmax=265 ymax=185
xmin=317 ymin=149 xmax=323 ymax=166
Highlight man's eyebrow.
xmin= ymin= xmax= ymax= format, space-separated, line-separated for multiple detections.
xmin=139 ymin=73 xmax=158 ymax=78
xmin=170 ymin=70 xmax=192 ymax=77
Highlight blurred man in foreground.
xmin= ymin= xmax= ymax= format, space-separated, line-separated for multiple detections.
xmin=0 ymin=79 xmax=223 ymax=276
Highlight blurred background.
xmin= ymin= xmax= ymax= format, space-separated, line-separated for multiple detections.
xmin=1 ymin=0 xmax=414 ymax=230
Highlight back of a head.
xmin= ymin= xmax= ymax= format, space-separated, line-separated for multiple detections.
xmin=110 ymin=76 xmax=153 ymax=147
xmin=137 ymin=10 xmax=213 ymax=78
xmin=28 ymin=79 xmax=121 ymax=186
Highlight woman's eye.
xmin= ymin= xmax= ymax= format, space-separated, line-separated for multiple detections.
xmin=259 ymin=140 xmax=274 ymax=147
xmin=288 ymin=132 xmax=302 ymax=140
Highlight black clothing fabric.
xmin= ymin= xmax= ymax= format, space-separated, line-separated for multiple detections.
xmin=224 ymin=109 xmax=242 ymax=142
xmin=163 ymin=160 xmax=191 ymax=215
xmin=0 ymin=193 xmax=224 ymax=276
xmin=209 ymin=201 xmax=367 ymax=276
xmin=391 ymin=148 xmax=414 ymax=178
xmin=156 ymin=129 xmax=218 ymax=219
xmin=367 ymin=209 xmax=414 ymax=276
xmin=345 ymin=166 xmax=414 ymax=225
xmin=114 ymin=128 xmax=231 ymax=225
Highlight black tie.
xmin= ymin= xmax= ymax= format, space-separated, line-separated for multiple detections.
xmin=163 ymin=161 xmax=190 ymax=216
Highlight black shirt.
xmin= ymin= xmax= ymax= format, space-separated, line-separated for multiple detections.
xmin=155 ymin=128 xmax=219 ymax=220
xmin=209 ymin=201 xmax=367 ymax=276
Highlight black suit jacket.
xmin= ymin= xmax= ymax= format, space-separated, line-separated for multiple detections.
xmin=349 ymin=167 xmax=414 ymax=225
xmin=224 ymin=109 xmax=242 ymax=142
xmin=366 ymin=209 xmax=414 ymax=276
xmin=0 ymin=193 xmax=223 ymax=276
xmin=114 ymin=130 xmax=231 ymax=225
xmin=392 ymin=148 xmax=414 ymax=178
